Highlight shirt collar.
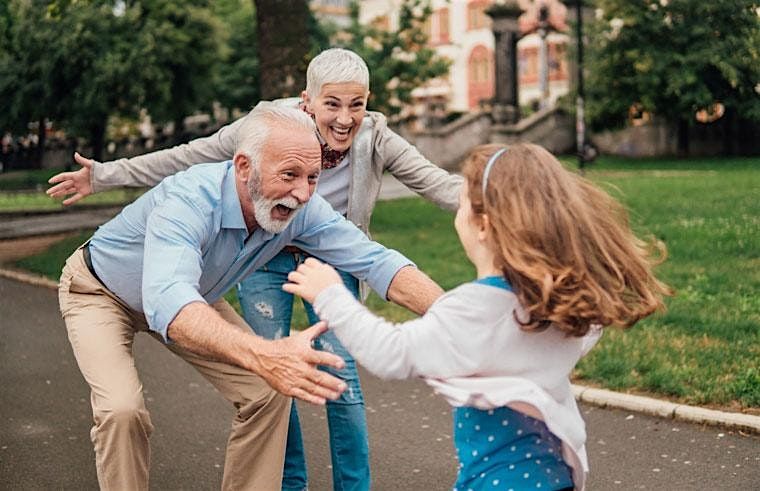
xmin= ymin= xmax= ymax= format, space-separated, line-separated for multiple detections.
xmin=221 ymin=161 xmax=247 ymax=231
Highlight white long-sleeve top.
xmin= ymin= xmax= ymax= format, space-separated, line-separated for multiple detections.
xmin=313 ymin=281 xmax=602 ymax=490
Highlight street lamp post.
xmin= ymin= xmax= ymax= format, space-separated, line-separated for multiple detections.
xmin=571 ymin=0 xmax=597 ymax=173
xmin=574 ymin=0 xmax=587 ymax=173
xmin=538 ymin=3 xmax=550 ymax=109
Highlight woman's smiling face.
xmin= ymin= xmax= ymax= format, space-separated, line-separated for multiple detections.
xmin=302 ymin=82 xmax=369 ymax=152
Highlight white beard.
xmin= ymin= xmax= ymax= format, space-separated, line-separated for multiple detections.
xmin=252 ymin=194 xmax=302 ymax=234
xmin=248 ymin=172 xmax=303 ymax=234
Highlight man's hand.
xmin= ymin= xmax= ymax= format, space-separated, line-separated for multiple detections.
xmin=283 ymin=257 xmax=343 ymax=304
xmin=46 ymin=152 xmax=94 ymax=205
xmin=254 ymin=321 xmax=347 ymax=404
xmin=168 ymin=303 xmax=346 ymax=405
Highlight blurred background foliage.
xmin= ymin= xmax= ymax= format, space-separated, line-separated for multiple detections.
xmin=0 ymin=0 xmax=449 ymax=163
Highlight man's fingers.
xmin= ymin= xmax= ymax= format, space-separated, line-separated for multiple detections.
xmin=307 ymin=348 xmax=345 ymax=371
xmin=272 ymin=367 xmax=345 ymax=404
xmin=308 ymin=368 xmax=346 ymax=395
xmin=288 ymin=387 xmax=327 ymax=405
xmin=301 ymin=320 xmax=328 ymax=338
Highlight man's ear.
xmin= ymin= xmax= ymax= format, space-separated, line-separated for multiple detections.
xmin=233 ymin=153 xmax=251 ymax=182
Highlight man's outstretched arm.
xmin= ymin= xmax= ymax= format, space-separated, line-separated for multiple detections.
xmin=168 ymin=302 xmax=347 ymax=405
xmin=386 ymin=265 xmax=444 ymax=316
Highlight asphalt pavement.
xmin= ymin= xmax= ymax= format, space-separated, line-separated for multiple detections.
xmin=1 ymin=276 xmax=758 ymax=490
xmin=1 ymin=174 xmax=759 ymax=489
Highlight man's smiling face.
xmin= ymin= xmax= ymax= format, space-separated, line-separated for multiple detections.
xmin=248 ymin=125 xmax=322 ymax=233
xmin=303 ymin=82 xmax=368 ymax=153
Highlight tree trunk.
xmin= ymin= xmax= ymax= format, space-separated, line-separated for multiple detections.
xmin=173 ymin=115 xmax=186 ymax=144
xmin=90 ymin=122 xmax=106 ymax=162
xmin=254 ymin=0 xmax=311 ymax=100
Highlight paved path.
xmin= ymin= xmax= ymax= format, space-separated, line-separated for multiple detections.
xmin=1 ymin=276 xmax=758 ymax=490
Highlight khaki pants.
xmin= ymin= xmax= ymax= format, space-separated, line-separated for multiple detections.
xmin=58 ymin=248 xmax=291 ymax=490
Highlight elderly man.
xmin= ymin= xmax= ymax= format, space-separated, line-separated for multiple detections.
xmin=58 ymin=102 xmax=442 ymax=490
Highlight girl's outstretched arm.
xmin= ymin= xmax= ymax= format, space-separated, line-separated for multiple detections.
xmin=284 ymin=258 xmax=475 ymax=380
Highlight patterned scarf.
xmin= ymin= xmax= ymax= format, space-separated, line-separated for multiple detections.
xmin=321 ymin=142 xmax=349 ymax=169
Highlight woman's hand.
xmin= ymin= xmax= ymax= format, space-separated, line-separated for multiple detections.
xmin=283 ymin=257 xmax=343 ymax=304
xmin=46 ymin=152 xmax=94 ymax=205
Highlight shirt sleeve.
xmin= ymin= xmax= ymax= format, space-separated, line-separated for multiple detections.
xmin=90 ymin=117 xmax=245 ymax=192
xmin=292 ymin=197 xmax=414 ymax=299
xmin=313 ymin=284 xmax=479 ymax=380
xmin=141 ymin=195 xmax=212 ymax=341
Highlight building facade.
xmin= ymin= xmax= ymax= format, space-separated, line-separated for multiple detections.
xmin=359 ymin=0 xmax=571 ymax=118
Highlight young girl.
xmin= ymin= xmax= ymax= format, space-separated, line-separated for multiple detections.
xmin=284 ymin=143 xmax=671 ymax=490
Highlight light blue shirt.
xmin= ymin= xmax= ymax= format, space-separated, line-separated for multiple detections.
xmin=89 ymin=161 xmax=413 ymax=341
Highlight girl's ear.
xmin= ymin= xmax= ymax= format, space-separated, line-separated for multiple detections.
xmin=478 ymin=214 xmax=491 ymax=242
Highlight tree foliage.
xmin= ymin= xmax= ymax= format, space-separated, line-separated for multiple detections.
xmin=0 ymin=0 xmax=453 ymax=165
xmin=326 ymin=0 xmax=451 ymax=117
xmin=136 ymin=0 xmax=223 ymax=133
xmin=585 ymin=0 xmax=760 ymax=135
xmin=212 ymin=0 xmax=259 ymax=115
xmin=0 ymin=0 xmax=222 ymax=160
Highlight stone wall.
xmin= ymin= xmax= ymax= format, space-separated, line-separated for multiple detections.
xmin=489 ymin=107 xmax=575 ymax=154
xmin=395 ymin=112 xmax=493 ymax=171
xmin=592 ymin=118 xmax=760 ymax=157
xmin=395 ymin=107 xmax=575 ymax=171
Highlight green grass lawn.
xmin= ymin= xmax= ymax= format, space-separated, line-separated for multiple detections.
xmin=10 ymin=156 xmax=760 ymax=411
xmin=0 ymin=168 xmax=61 ymax=191
xmin=0 ymin=188 xmax=145 ymax=213
xmin=0 ymin=166 xmax=147 ymax=212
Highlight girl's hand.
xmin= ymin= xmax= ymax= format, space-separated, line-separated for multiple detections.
xmin=283 ymin=257 xmax=343 ymax=304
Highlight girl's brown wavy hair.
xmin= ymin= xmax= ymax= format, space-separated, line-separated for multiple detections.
xmin=462 ymin=143 xmax=672 ymax=336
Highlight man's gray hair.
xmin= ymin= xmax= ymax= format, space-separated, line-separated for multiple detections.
xmin=236 ymin=101 xmax=316 ymax=167
xmin=305 ymin=48 xmax=370 ymax=99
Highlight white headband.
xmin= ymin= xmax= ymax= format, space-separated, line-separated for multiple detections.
xmin=482 ymin=148 xmax=508 ymax=199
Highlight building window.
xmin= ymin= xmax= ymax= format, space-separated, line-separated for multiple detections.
xmin=467 ymin=1 xmax=492 ymax=31
xmin=437 ymin=7 xmax=450 ymax=44
xmin=468 ymin=45 xmax=494 ymax=108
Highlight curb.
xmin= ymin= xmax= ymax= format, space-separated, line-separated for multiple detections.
xmin=0 ymin=267 xmax=59 ymax=290
xmin=2 ymin=266 xmax=759 ymax=436
xmin=572 ymin=385 xmax=760 ymax=435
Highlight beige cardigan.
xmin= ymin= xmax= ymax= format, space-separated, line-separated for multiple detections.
xmin=91 ymin=98 xmax=463 ymax=235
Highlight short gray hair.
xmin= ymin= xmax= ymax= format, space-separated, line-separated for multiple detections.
xmin=236 ymin=101 xmax=317 ymax=167
xmin=305 ymin=48 xmax=370 ymax=99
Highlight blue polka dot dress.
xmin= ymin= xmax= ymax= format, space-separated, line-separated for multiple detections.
xmin=452 ymin=406 xmax=574 ymax=491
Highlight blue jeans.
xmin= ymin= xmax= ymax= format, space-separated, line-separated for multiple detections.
xmin=237 ymin=250 xmax=370 ymax=491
